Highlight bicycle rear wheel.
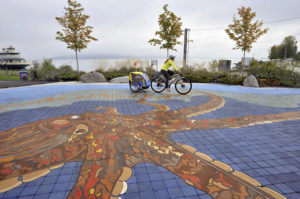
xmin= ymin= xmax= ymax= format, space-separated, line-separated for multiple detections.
xmin=129 ymin=80 xmax=140 ymax=93
xmin=151 ymin=76 xmax=166 ymax=93
xmin=175 ymin=78 xmax=192 ymax=95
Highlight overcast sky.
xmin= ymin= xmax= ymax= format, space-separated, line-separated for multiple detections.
xmin=0 ymin=0 xmax=300 ymax=61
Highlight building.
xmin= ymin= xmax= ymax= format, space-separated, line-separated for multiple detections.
xmin=0 ymin=46 xmax=31 ymax=70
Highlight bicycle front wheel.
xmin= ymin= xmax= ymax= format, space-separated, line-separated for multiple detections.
xmin=151 ymin=76 xmax=166 ymax=93
xmin=175 ymin=78 xmax=192 ymax=95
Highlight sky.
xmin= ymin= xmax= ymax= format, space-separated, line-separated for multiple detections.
xmin=0 ymin=0 xmax=300 ymax=62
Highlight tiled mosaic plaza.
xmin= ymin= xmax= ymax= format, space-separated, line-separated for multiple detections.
xmin=0 ymin=83 xmax=299 ymax=199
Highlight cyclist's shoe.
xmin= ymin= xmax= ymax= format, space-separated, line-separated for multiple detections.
xmin=165 ymin=88 xmax=171 ymax=92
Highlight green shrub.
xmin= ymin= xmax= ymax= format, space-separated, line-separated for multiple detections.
xmin=28 ymin=60 xmax=83 ymax=81
xmin=58 ymin=65 xmax=79 ymax=81
xmin=29 ymin=59 xmax=59 ymax=81
xmin=29 ymin=62 xmax=43 ymax=80
xmin=247 ymin=61 xmax=300 ymax=87
xmin=179 ymin=66 xmax=245 ymax=85
xmin=93 ymin=60 xmax=299 ymax=87
xmin=40 ymin=59 xmax=59 ymax=81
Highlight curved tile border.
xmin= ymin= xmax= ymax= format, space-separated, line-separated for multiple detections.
xmin=175 ymin=143 xmax=286 ymax=199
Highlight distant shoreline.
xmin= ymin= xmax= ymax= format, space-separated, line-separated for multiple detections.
xmin=28 ymin=57 xmax=264 ymax=72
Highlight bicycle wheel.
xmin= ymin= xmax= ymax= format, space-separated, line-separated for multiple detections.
xmin=151 ymin=76 xmax=166 ymax=93
xmin=175 ymin=77 xmax=192 ymax=94
xmin=129 ymin=80 xmax=140 ymax=93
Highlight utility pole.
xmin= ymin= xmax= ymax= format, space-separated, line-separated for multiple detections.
xmin=183 ymin=28 xmax=189 ymax=67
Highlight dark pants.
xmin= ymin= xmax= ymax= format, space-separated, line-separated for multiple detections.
xmin=161 ymin=70 xmax=174 ymax=88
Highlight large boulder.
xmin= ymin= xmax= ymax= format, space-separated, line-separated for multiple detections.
xmin=110 ymin=76 xmax=129 ymax=83
xmin=243 ymin=75 xmax=259 ymax=87
xmin=81 ymin=72 xmax=106 ymax=83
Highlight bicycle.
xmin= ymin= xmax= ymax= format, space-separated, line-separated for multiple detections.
xmin=151 ymin=72 xmax=192 ymax=95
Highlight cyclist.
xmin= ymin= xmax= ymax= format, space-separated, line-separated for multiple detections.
xmin=161 ymin=55 xmax=179 ymax=92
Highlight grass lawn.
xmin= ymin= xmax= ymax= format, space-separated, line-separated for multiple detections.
xmin=0 ymin=74 xmax=20 ymax=80
xmin=0 ymin=70 xmax=27 ymax=80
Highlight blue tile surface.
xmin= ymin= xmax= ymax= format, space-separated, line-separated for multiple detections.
xmin=148 ymin=95 xmax=210 ymax=111
xmin=121 ymin=163 xmax=210 ymax=199
xmin=1 ymin=83 xmax=300 ymax=105
xmin=0 ymin=84 xmax=129 ymax=104
xmin=0 ymin=100 xmax=154 ymax=131
xmin=191 ymin=97 xmax=300 ymax=119
xmin=0 ymin=162 xmax=81 ymax=199
xmin=171 ymin=120 xmax=300 ymax=198
xmin=1 ymin=84 xmax=299 ymax=199
xmin=192 ymin=84 xmax=300 ymax=95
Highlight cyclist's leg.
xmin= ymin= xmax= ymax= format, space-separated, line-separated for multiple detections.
xmin=167 ymin=70 xmax=174 ymax=89
xmin=161 ymin=70 xmax=169 ymax=88
xmin=167 ymin=70 xmax=174 ymax=77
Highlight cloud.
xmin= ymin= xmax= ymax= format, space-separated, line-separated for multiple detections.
xmin=0 ymin=0 xmax=299 ymax=61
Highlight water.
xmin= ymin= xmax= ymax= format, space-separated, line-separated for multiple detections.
xmin=48 ymin=57 xmax=243 ymax=72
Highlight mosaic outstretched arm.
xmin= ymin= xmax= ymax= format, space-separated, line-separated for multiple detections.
xmin=67 ymin=138 xmax=124 ymax=199
xmin=137 ymin=97 xmax=170 ymax=112
xmin=171 ymin=91 xmax=225 ymax=118
xmin=67 ymin=125 xmax=135 ymax=199
xmin=136 ymin=92 xmax=225 ymax=119
xmin=165 ymin=111 xmax=300 ymax=133
xmin=0 ymin=115 xmax=90 ymax=180
xmin=124 ymin=130 xmax=268 ymax=199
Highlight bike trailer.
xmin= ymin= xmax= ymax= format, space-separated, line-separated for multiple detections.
xmin=129 ymin=71 xmax=151 ymax=89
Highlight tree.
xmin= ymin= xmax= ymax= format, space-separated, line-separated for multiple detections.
xmin=296 ymin=52 xmax=300 ymax=60
xmin=149 ymin=4 xmax=183 ymax=58
xmin=269 ymin=36 xmax=298 ymax=60
xmin=269 ymin=45 xmax=280 ymax=60
xmin=56 ymin=0 xmax=97 ymax=75
xmin=225 ymin=6 xmax=268 ymax=66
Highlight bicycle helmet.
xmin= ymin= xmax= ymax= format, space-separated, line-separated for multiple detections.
xmin=169 ymin=55 xmax=175 ymax=60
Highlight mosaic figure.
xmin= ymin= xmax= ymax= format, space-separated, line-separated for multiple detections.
xmin=0 ymin=91 xmax=298 ymax=199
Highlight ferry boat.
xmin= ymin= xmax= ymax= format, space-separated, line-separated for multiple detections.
xmin=0 ymin=46 xmax=31 ymax=70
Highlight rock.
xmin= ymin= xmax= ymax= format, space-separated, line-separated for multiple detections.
xmin=81 ymin=72 xmax=106 ymax=83
xmin=243 ymin=75 xmax=259 ymax=87
xmin=110 ymin=76 xmax=129 ymax=83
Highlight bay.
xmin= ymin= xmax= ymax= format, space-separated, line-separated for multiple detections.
xmin=50 ymin=57 xmax=243 ymax=72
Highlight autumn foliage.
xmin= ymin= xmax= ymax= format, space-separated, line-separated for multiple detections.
xmin=225 ymin=6 xmax=268 ymax=62
xmin=56 ymin=0 xmax=97 ymax=73
xmin=149 ymin=4 xmax=183 ymax=58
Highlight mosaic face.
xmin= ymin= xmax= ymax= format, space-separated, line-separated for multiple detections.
xmin=0 ymin=89 xmax=299 ymax=199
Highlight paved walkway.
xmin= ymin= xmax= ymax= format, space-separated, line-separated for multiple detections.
xmin=0 ymin=80 xmax=54 ymax=89
xmin=0 ymin=83 xmax=299 ymax=199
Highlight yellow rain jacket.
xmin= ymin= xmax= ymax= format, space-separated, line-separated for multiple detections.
xmin=161 ymin=59 xmax=179 ymax=71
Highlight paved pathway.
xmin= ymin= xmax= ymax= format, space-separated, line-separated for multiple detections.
xmin=0 ymin=83 xmax=299 ymax=199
